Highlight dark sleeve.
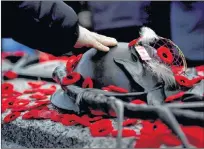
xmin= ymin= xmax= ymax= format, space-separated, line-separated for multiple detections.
xmin=2 ymin=1 xmax=79 ymax=56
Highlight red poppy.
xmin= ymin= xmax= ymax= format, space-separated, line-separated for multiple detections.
xmin=13 ymin=51 xmax=25 ymax=57
xmin=2 ymin=82 xmax=14 ymax=94
xmin=72 ymin=114 xmax=91 ymax=127
xmin=195 ymin=65 xmax=204 ymax=72
xmin=128 ymin=38 xmax=140 ymax=47
xmin=86 ymin=116 xmax=103 ymax=122
xmin=122 ymin=119 xmax=138 ymax=127
xmin=157 ymin=46 xmax=174 ymax=64
xmin=66 ymin=55 xmax=78 ymax=73
xmin=27 ymin=81 xmax=46 ymax=89
xmin=191 ymin=76 xmax=204 ymax=85
xmin=22 ymin=110 xmax=38 ymax=120
xmin=29 ymin=93 xmax=47 ymax=100
xmin=4 ymin=71 xmax=18 ymax=79
xmin=82 ymin=77 xmax=94 ymax=88
xmin=76 ymin=54 xmax=83 ymax=62
xmin=171 ymin=65 xmax=184 ymax=75
xmin=23 ymin=88 xmax=38 ymax=94
xmin=162 ymin=134 xmax=181 ymax=146
xmin=90 ymin=109 xmax=106 ymax=116
xmin=174 ymin=75 xmax=193 ymax=87
xmin=181 ymin=126 xmax=204 ymax=148
xmin=12 ymin=99 xmax=30 ymax=108
xmin=107 ymin=85 xmax=128 ymax=93
xmin=11 ymin=106 xmax=30 ymax=112
xmin=89 ymin=119 xmax=114 ymax=137
xmin=50 ymin=111 xmax=62 ymax=122
xmin=3 ymin=97 xmax=17 ymax=109
xmin=101 ymin=87 xmax=112 ymax=92
xmin=111 ymin=129 xmax=137 ymax=137
xmin=131 ymin=99 xmax=146 ymax=105
xmin=2 ymin=104 xmax=8 ymax=113
xmin=3 ymin=112 xmax=21 ymax=123
xmin=61 ymin=72 xmax=81 ymax=85
xmin=60 ymin=114 xmax=78 ymax=126
xmin=165 ymin=91 xmax=185 ymax=102
xmin=109 ymin=110 xmax=117 ymax=117
xmin=38 ymin=86 xmax=56 ymax=95
xmin=34 ymin=110 xmax=52 ymax=119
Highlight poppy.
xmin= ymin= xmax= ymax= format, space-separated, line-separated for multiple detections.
xmin=2 ymin=82 xmax=14 ymax=94
xmin=128 ymin=38 xmax=140 ymax=47
xmin=191 ymin=76 xmax=204 ymax=85
xmin=131 ymin=99 xmax=146 ymax=105
xmin=122 ymin=119 xmax=138 ymax=127
xmin=165 ymin=91 xmax=185 ymax=102
xmin=171 ymin=65 xmax=184 ymax=75
xmin=82 ymin=77 xmax=93 ymax=88
xmin=157 ymin=46 xmax=174 ymax=64
xmin=90 ymin=109 xmax=106 ymax=116
xmin=12 ymin=99 xmax=30 ymax=108
xmin=195 ymin=65 xmax=204 ymax=72
xmin=174 ymin=75 xmax=193 ymax=87
xmin=27 ymin=81 xmax=46 ymax=89
xmin=89 ymin=119 xmax=113 ymax=137
xmin=22 ymin=110 xmax=38 ymax=120
xmin=13 ymin=51 xmax=25 ymax=57
xmin=101 ymin=87 xmax=112 ymax=92
xmin=11 ymin=106 xmax=30 ymax=112
xmin=61 ymin=72 xmax=81 ymax=85
xmin=86 ymin=116 xmax=103 ymax=122
xmin=4 ymin=70 xmax=18 ymax=79
xmin=111 ymin=129 xmax=137 ymax=137
xmin=162 ymin=134 xmax=181 ymax=146
xmin=76 ymin=54 xmax=83 ymax=62
xmin=34 ymin=110 xmax=52 ymax=119
xmin=109 ymin=110 xmax=117 ymax=117
xmin=29 ymin=93 xmax=47 ymax=100
xmin=66 ymin=55 xmax=78 ymax=73
xmin=50 ymin=111 xmax=62 ymax=122
xmin=107 ymin=85 xmax=128 ymax=93
xmin=2 ymin=104 xmax=8 ymax=113
xmin=38 ymin=86 xmax=56 ymax=95
xmin=23 ymin=89 xmax=38 ymax=94
xmin=3 ymin=97 xmax=17 ymax=108
xmin=72 ymin=115 xmax=91 ymax=127
xmin=60 ymin=114 xmax=78 ymax=126
xmin=3 ymin=112 xmax=21 ymax=123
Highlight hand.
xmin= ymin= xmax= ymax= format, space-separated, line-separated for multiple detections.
xmin=74 ymin=26 xmax=118 ymax=52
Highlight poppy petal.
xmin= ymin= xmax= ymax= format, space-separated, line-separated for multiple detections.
xmin=4 ymin=112 xmax=21 ymax=123
xmin=82 ymin=77 xmax=94 ymax=88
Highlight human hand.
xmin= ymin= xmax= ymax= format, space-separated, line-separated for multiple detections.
xmin=74 ymin=26 xmax=118 ymax=52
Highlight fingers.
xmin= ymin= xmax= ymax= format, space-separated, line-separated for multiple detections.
xmin=92 ymin=40 xmax=110 ymax=52
xmin=92 ymin=32 xmax=118 ymax=46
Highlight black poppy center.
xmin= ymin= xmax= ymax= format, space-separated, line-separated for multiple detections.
xmin=67 ymin=75 xmax=73 ymax=79
xmin=99 ymin=129 xmax=105 ymax=132
xmin=10 ymin=115 xmax=15 ymax=118
xmin=162 ymin=53 xmax=168 ymax=58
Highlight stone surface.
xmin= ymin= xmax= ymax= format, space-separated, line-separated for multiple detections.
xmin=1 ymin=79 xmax=138 ymax=148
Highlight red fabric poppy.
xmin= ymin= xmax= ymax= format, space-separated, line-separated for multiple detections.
xmin=3 ymin=112 xmax=21 ymax=123
xmin=86 ymin=116 xmax=103 ymax=122
xmin=195 ymin=65 xmax=204 ymax=72
xmin=13 ymin=51 xmax=25 ymax=57
xmin=76 ymin=54 xmax=83 ymax=62
xmin=131 ymin=99 xmax=146 ymax=105
xmin=174 ymin=75 xmax=193 ymax=87
xmin=22 ymin=110 xmax=38 ymax=120
xmin=66 ymin=55 xmax=78 ymax=73
xmin=171 ymin=65 xmax=184 ymax=75
xmin=128 ymin=38 xmax=140 ymax=47
xmin=38 ymin=86 xmax=56 ymax=95
xmin=23 ymin=88 xmax=38 ymax=94
xmin=2 ymin=82 xmax=14 ymax=94
xmin=3 ymin=97 xmax=17 ymax=109
xmin=107 ymin=85 xmax=128 ymax=93
xmin=181 ymin=126 xmax=204 ymax=148
xmin=111 ymin=129 xmax=137 ymax=137
xmin=60 ymin=114 xmax=78 ymax=126
xmin=162 ymin=133 xmax=181 ymax=146
xmin=89 ymin=119 xmax=114 ymax=137
xmin=27 ymin=81 xmax=46 ymax=89
xmin=82 ymin=77 xmax=94 ymax=88
xmin=90 ymin=109 xmax=106 ymax=116
xmin=165 ymin=91 xmax=185 ymax=102
xmin=4 ymin=70 xmax=18 ymax=79
xmin=191 ymin=76 xmax=204 ymax=85
xmin=157 ymin=46 xmax=174 ymax=64
xmin=12 ymin=99 xmax=30 ymax=108
xmin=101 ymin=87 xmax=112 ymax=92
xmin=29 ymin=93 xmax=47 ymax=100
xmin=2 ymin=104 xmax=8 ymax=113
xmin=122 ymin=119 xmax=138 ymax=127
xmin=61 ymin=72 xmax=81 ymax=85
xmin=50 ymin=111 xmax=62 ymax=122
xmin=34 ymin=110 xmax=52 ymax=119
xmin=11 ymin=106 xmax=30 ymax=112
xmin=72 ymin=115 xmax=91 ymax=127
xmin=109 ymin=110 xmax=117 ymax=117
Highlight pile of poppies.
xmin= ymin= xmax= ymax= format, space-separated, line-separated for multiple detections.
xmin=2 ymin=52 xmax=204 ymax=148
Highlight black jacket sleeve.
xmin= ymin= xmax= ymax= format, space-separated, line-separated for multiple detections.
xmin=2 ymin=1 xmax=79 ymax=56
